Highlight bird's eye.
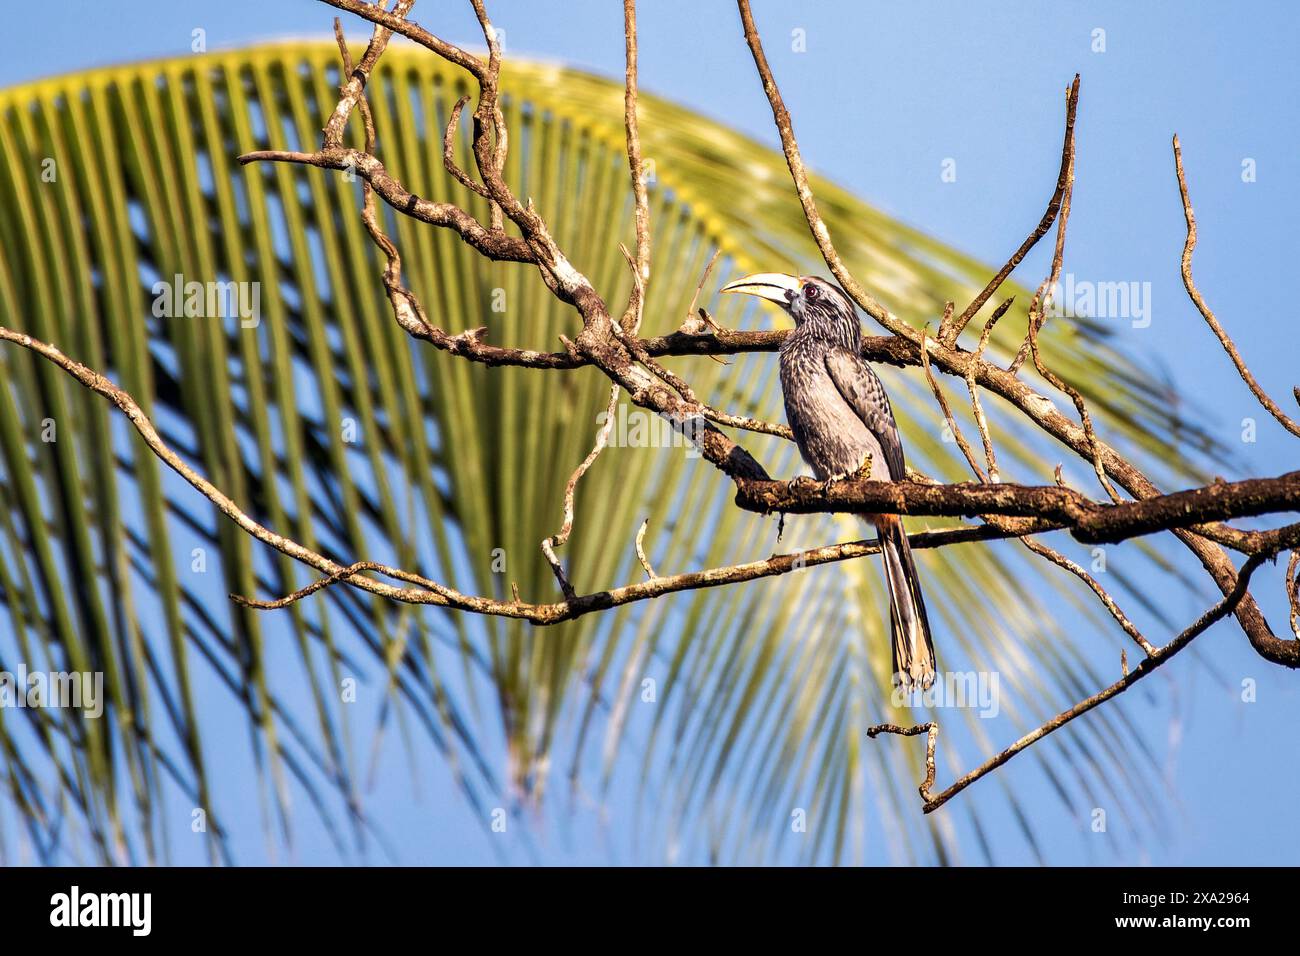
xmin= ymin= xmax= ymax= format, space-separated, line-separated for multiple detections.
xmin=803 ymin=284 xmax=818 ymax=301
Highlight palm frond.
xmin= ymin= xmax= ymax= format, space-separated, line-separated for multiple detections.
xmin=0 ymin=44 xmax=1221 ymax=864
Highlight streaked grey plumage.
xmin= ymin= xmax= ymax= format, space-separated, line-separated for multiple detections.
xmin=721 ymin=273 xmax=936 ymax=689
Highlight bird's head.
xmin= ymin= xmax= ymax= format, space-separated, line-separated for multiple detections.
xmin=720 ymin=273 xmax=859 ymax=340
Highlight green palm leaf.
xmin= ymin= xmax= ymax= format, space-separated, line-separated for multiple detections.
xmin=0 ymin=43 xmax=1221 ymax=864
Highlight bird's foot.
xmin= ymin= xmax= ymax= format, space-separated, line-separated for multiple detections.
xmin=817 ymin=455 xmax=874 ymax=495
xmin=820 ymin=472 xmax=849 ymax=495
xmin=786 ymin=475 xmax=818 ymax=495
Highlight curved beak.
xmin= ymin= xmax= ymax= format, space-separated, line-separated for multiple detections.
xmin=719 ymin=272 xmax=801 ymax=308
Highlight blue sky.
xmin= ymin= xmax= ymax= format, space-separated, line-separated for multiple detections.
xmin=1 ymin=1 xmax=1297 ymax=865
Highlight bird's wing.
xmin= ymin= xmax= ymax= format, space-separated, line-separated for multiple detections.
xmin=823 ymin=346 xmax=906 ymax=480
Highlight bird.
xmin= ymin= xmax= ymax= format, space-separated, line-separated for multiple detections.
xmin=720 ymin=272 xmax=936 ymax=689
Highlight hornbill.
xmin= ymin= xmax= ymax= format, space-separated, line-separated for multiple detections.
xmin=721 ymin=273 xmax=936 ymax=689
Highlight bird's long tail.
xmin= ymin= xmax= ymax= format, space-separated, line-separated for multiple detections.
xmin=875 ymin=515 xmax=936 ymax=689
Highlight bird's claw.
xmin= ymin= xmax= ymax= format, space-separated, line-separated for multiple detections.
xmin=820 ymin=454 xmax=873 ymax=494
xmin=786 ymin=475 xmax=817 ymax=495
xmin=820 ymin=472 xmax=849 ymax=495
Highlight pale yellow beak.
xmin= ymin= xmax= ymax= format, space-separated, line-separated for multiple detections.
xmin=719 ymin=272 xmax=802 ymax=307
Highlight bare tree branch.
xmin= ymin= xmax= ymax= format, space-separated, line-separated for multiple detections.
xmin=441 ymin=95 xmax=493 ymax=200
xmin=940 ymin=76 xmax=1080 ymax=347
xmin=732 ymin=0 xmax=1293 ymax=666
xmin=1018 ymin=536 xmax=1158 ymax=656
xmin=873 ymin=546 xmax=1289 ymax=813
xmin=920 ymin=323 xmax=987 ymax=482
xmin=324 ymin=1 xmax=414 ymax=149
xmin=621 ymin=0 xmax=651 ymax=333
xmin=1289 ymin=551 xmax=1300 ymax=641
xmin=542 ymin=385 xmax=622 ymax=600
xmin=965 ymin=297 xmax=1014 ymax=483
xmin=237 ymin=146 xmax=533 ymax=262
xmin=634 ymin=518 xmax=658 ymax=580
xmin=732 ymin=468 xmax=1300 ymax=547
xmin=866 ymin=722 xmax=937 ymax=801
xmin=319 ymin=0 xmax=488 ymax=81
xmin=1173 ymin=134 xmax=1300 ymax=438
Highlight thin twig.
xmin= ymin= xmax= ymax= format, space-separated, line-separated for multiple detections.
xmin=1027 ymin=302 xmax=1120 ymax=503
xmin=920 ymin=327 xmax=987 ymax=481
xmin=621 ymin=0 xmax=651 ymax=333
xmin=685 ymin=250 xmax=722 ymax=330
xmin=1288 ymin=551 xmax=1300 ymax=641
xmin=1018 ymin=537 xmax=1157 ymax=656
xmin=609 ymin=267 xmax=792 ymax=439
xmin=324 ymin=2 xmax=414 ymax=149
xmin=635 ymin=518 xmax=658 ymax=580
xmin=336 ymin=28 xmax=440 ymax=346
xmin=1000 ymin=123 xmax=1118 ymax=505
xmin=941 ymin=76 xmax=1080 ymax=346
xmin=239 ymin=146 xmax=531 ymax=262
xmin=874 ymin=549 xmax=1280 ymax=813
xmin=467 ymin=0 xmax=507 ymax=230
xmin=232 ymin=560 xmax=448 ymax=610
xmin=1010 ymin=78 xmax=1077 ymax=376
xmin=964 ymin=296 xmax=1014 ymax=482
xmin=542 ymin=384 xmax=622 ymax=599
xmin=319 ymin=0 xmax=488 ymax=81
xmin=866 ymin=722 xmax=937 ymax=802
xmin=442 ymin=95 xmax=493 ymax=200
xmin=1173 ymin=134 xmax=1300 ymax=438
xmin=735 ymin=0 xmax=891 ymax=326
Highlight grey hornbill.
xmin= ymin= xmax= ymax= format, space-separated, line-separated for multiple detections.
xmin=721 ymin=273 xmax=936 ymax=689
